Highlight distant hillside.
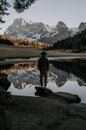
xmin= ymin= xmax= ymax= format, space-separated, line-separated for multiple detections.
xmin=0 ymin=35 xmax=49 ymax=48
xmin=48 ymin=29 xmax=86 ymax=52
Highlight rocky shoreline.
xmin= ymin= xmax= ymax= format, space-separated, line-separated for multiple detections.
xmin=0 ymin=86 xmax=86 ymax=130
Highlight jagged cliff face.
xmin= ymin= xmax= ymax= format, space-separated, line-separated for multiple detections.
xmin=4 ymin=18 xmax=49 ymax=41
xmin=4 ymin=18 xmax=86 ymax=44
xmin=78 ymin=22 xmax=86 ymax=31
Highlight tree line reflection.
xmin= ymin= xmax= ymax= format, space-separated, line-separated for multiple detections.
xmin=0 ymin=62 xmax=38 ymax=73
xmin=51 ymin=59 xmax=86 ymax=82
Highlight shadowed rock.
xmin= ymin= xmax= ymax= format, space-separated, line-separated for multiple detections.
xmin=35 ymin=87 xmax=81 ymax=103
xmin=53 ymin=92 xmax=81 ymax=103
xmin=2 ymin=95 xmax=86 ymax=130
xmin=0 ymin=89 xmax=85 ymax=130
xmin=0 ymin=90 xmax=14 ymax=106
xmin=0 ymin=73 xmax=11 ymax=90
xmin=0 ymin=90 xmax=14 ymax=130
xmin=35 ymin=87 xmax=53 ymax=97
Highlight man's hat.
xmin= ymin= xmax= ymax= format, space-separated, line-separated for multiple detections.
xmin=41 ymin=51 xmax=47 ymax=55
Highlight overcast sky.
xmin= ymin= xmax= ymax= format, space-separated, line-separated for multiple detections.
xmin=0 ymin=0 xmax=86 ymax=34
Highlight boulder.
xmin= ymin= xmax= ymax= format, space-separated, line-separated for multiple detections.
xmin=35 ymin=87 xmax=53 ymax=97
xmin=53 ymin=92 xmax=81 ymax=103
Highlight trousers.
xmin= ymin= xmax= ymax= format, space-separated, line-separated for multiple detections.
xmin=40 ymin=71 xmax=47 ymax=87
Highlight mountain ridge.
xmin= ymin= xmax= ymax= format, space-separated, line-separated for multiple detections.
xmin=4 ymin=18 xmax=86 ymax=44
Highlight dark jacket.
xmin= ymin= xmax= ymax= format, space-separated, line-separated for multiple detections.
xmin=38 ymin=56 xmax=49 ymax=72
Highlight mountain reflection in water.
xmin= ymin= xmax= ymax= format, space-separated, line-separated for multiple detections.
xmin=0 ymin=58 xmax=86 ymax=102
xmin=0 ymin=59 xmax=86 ymax=87
xmin=51 ymin=59 xmax=86 ymax=83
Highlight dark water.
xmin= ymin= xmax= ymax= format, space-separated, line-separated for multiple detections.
xmin=50 ymin=59 xmax=86 ymax=103
xmin=0 ymin=58 xmax=86 ymax=102
xmin=51 ymin=59 xmax=86 ymax=83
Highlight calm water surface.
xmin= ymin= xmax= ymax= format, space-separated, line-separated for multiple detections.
xmin=0 ymin=58 xmax=86 ymax=103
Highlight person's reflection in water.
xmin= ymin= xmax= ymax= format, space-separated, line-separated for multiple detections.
xmin=38 ymin=51 xmax=49 ymax=87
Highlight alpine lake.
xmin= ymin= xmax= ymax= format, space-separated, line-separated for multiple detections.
xmin=0 ymin=57 xmax=86 ymax=103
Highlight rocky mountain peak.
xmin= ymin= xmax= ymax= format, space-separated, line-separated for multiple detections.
xmin=56 ymin=21 xmax=68 ymax=32
xmin=56 ymin=21 xmax=66 ymax=27
xmin=13 ymin=18 xmax=28 ymax=26
xmin=78 ymin=22 xmax=86 ymax=31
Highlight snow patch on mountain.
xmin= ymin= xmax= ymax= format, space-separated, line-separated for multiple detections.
xmin=4 ymin=18 xmax=86 ymax=44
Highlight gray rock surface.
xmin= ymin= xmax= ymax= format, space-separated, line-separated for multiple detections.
xmin=0 ymin=90 xmax=14 ymax=130
xmin=0 ymin=87 xmax=86 ymax=130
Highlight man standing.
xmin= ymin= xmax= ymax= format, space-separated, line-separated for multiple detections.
xmin=38 ymin=51 xmax=49 ymax=87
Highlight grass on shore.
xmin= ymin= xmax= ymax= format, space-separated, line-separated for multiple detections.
xmin=0 ymin=44 xmax=86 ymax=60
